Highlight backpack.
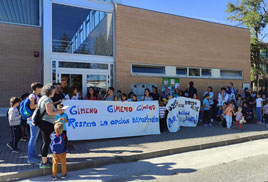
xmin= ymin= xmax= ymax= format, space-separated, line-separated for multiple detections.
xmin=19 ymin=95 xmax=37 ymax=119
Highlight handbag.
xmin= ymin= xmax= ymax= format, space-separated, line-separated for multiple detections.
xmin=32 ymin=107 xmax=46 ymax=126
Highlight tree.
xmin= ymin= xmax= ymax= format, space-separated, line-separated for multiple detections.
xmin=226 ymin=0 xmax=268 ymax=89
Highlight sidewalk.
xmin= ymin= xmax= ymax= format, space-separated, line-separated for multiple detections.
xmin=1 ymin=116 xmax=268 ymax=181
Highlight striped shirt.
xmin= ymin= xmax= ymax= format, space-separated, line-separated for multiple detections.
xmin=159 ymin=106 xmax=166 ymax=119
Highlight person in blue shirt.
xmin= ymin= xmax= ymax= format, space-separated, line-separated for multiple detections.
xmin=203 ymin=94 xmax=211 ymax=127
xmin=56 ymin=104 xmax=68 ymax=151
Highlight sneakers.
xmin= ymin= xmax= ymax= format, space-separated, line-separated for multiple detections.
xmin=6 ymin=143 xmax=14 ymax=151
xmin=203 ymin=124 xmax=208 ymax=127
xmin=256 ymin=121 xmax=262 ymax=124
xmin=27 ymin=158 xmax=40 ymax=164
xmin=208 ymin=123 xmax=212 ymax=127
xmin=61 ymin=173 xmax=67 ymax=179
xmin=12 ymin=149 xmax=20 ymax=153
xmin=39 ymin=162 xmax=52 ymax=169
xmin=51 ymin=175 xmax=57 ymax=181
xmin=20 ymin=138 xmax=27 ymax=142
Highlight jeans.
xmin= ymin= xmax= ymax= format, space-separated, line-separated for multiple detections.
xmin=226 ymin=115 xmax=232 ymax=129
xmin=256 ymin=107 xmax=262 ymax=122
xmin=10 ymin=125 xmax=22 ymax=149
xmin=28 ymin=122 xmax=40 ymax=160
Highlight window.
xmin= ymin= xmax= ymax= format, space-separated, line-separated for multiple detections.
xmin=220 ymin=70 xmax=242 ymax=79
xmin=59 ymin=62 xmax=108 ymax=70
xmin=52 ymin=3 xmax=113 ymax=56
xmin=0 ymin=0 xmax=40 ymax=26
xmin=132 ymin=65 xmax=165 ymax=75
xmin=189 ymin=68 xmax=200 ymax=77
xmin=176 ymin=68 xmax=187 ymax=76
xmin=202 ymin=69 xmax=211 ymax=77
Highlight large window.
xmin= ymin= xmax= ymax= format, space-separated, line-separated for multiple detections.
xmin=0 ymin=0 xmax=40 ymax=26
xmin=52 ymin=3 xmax=113 ymax=56
xmin=132 ymin=65 xmax=165 ymax=75
xmin=176 ymin=68 xmax=187 ymax=76
xmin=220 ymin=70 xmax=242 ymax=79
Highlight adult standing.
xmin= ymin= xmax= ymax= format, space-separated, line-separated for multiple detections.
xmin=151 ymin=87 xmax=160 ymax=101
xmin=38 ymin=84 xmax=63 ymax=168
xmin=184 ymin=81 xmax=197 ymax=98
xmin=217 ymin=87 xmax=228 ymax=107
xmin=27 ymin=82 xmax=43 ymax=164
xmin=52 ymin=83 xmax=65 ymax=106
xmin=161 ymin=85 xmax=170 ymax=99
xmin=227 ymin=82 xmax=236 ymax=102
xmin=103 ymin=87 xmax=117 ymax=101
xmin=85 ymin=87 xmax=99 ymax=100
xmin=141 ymin=88 xmax=153 ymax=101
xmin=259 ymin=86 xmax=268 ymax=98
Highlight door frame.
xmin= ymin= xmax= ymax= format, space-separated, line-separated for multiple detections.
xmin=57 ymin=68 xmax=109 ymax=99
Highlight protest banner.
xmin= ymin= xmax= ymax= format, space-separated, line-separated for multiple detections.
xmin=166 ymin=97 xmax=200 ymax=132
xmin=62 ymin=100 xmax=160 ymax=141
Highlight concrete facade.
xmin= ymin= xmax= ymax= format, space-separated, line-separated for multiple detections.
xmin=115 ymin=4 xmax=250 ymax=96
xmin=0 ymin=23 xmax=42 ymax=107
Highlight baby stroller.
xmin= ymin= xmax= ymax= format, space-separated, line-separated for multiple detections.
xmin=243 ymin=108 xmax=253 ymax=123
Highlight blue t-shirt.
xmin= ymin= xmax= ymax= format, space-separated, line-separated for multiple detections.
xmin=203 ymin=98 xmax=210 ymax=111
xmin=56 ymin=113 xmax=68 ymax=131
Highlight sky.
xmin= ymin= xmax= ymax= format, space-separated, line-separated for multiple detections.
xmin=122 ymin=0 xmax=268 ymax=42
xmin=122 ymin=0 xmax=238 ymax=26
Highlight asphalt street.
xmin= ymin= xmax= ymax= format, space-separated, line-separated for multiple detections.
xmin=20 ymin=139 xmax=268 ymax=182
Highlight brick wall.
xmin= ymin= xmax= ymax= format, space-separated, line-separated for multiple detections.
xmin=115 ymin=4 xmax=250 ymax=96
xmin=0 ymin=23 xmax=42 ymax=107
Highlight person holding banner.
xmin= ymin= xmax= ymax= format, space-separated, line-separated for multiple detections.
xmin=85 ymin=87 xmax=99 ymax=100
xmin=103 ymin=87 xmax=117 ymax=101
xmin=203 ymin=94 xmax=211 ymax=127
xmin=142 ymin=89 xmax=153 ymax=101
xmin=38 ymin=84 xmax=65 ymax=169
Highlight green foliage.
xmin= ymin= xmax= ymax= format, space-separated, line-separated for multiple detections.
xmin=227 ymin=0 xmax=268 ymax=85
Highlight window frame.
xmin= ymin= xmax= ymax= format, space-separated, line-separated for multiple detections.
xmin=0 ymin=0 xmax=42 ymax=27
xmin=131 ymin=64 xmax=166 ymax=77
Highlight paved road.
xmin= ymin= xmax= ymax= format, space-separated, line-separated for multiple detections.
xmin=21 ymin=139 xmax=268 ymax=182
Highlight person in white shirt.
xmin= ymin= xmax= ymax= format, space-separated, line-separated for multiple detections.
xmin=256 ymin=93 xmax=263 ymax=124
xmin=65 ymin=86 xmax=79 ymax=100
xmin=7 ymin=97 xmax=21 ymax=153
xmin=218 ymin=88 xmax=228 ymax=107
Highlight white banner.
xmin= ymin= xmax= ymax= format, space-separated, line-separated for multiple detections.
xmin=166 ymin=97 xmax=200 ymax=132
xmin=62 ymin=100 xmax=160 ymax=141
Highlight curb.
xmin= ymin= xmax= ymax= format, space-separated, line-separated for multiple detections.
xmin=2 ymin=133 xmax=268 ymax=181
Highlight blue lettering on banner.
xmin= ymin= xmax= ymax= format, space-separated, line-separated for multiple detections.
xmin=69 ymin=106 xmax=77 ymax=115
xmin=132 ymin=115 xmax=159 ymax=123
xmin=182 ymin=115 xmax=198 ymax=124
xmin=168 ymin=116 xmax=177 ymax=128
xmin=68 ymin=118 xmax=96 ymax=129
xmin=110 ymin=119 xmax=130 ymax=125
xmin=178 ymin=111 xmax=190 ymax=116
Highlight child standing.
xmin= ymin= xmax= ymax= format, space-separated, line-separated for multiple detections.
xmin=263 ymin=101 xmax=268 ymax=126
xmin=235 ymin=107 xmax=245 ymax=131
xmin=203 ymin=94 xmax=211 ymax=127
xmin=50 ymin=122 xmax=67 ymax=181
xmin=159 ymin=99 xmax=167 ymax=133
xmin=256 ymin=93 xmax=263 ymax=124
xmin=56 ymin=104 xmax=69 ymax=151
xmin=224 ymin=103 xmax=234 ymax=129
xmin=7 ymin=97 xmax=22 ymax=153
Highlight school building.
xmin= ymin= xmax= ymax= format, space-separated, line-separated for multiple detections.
xmin=0 ymin=0 xmax=250 ymax=107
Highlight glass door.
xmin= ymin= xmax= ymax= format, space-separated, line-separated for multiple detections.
xmin=59 ymin=73 xmax=83 ymax=98
xmin=86 ymin=74 xmax=108 ymax=96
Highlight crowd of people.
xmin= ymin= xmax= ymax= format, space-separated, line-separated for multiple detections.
xmin=6 ymin=80 xmax=268 ymax=180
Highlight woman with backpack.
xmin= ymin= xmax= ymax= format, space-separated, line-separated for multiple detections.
xmin=26 ymin=82 xmax=43 ymax=164
xmin=38 ymin=84 xmax=64 ymax=168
